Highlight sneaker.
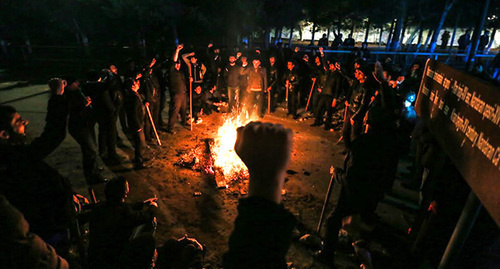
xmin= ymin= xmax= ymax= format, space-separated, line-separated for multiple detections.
xmin=195 ymin=118 xmax=203 ymax=124
xmin=314 ymin=250 xmax=336 ymax=268
xmin=134 ymin=162 xmax=151 ymax=170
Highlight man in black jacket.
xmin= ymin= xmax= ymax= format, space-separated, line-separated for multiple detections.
xmin=342 ymin=67 xmax=374 ymax=148
xmin=224 ymin=121 xmax=296 ymax=269
xmin=312 ymin=62 xmax=342 ymax=129
xmin=284 ymin=61 xmax=301 ymax=119
xmin=0 ymin=78 xmax=74 ymax=253
xmin=124 ymin=77 xmax=149 ymax=169
xmin=317 ymin=107 xmax=399 ymax=267
xmin=243 ymin=58 xmax=267 ymax=118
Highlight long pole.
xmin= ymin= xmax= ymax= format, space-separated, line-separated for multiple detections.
xmin=267 ymin=89 xmax=271 ymax=114
xmin=145 ymin=104 xmax=161 ymax=146
xmin=189 ymin=79 xmax=193 ymax=131
xmin=317 ymin=167 xmax=336 ymax=234
xmin=438 ymin=191 xmax=482 ymax=269
xmin=305 ymin=78 xmax=316 ymax=112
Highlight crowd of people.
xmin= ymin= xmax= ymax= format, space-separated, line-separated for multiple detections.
xmin=3 ymin=38 xmax=496 ymax=269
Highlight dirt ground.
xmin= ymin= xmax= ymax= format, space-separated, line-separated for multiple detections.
xmin=3 ymin=84 xmax=418 ymax=268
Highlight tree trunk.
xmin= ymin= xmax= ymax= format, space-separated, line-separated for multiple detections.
xmin=378 ymin=26 xmax=384 ymax=47
xmin=449 ymin=11 xmax=461 ymax=52
xmin=276 ymin=27 xmax=283 ymax=44
xmin=310 ymin=22 xmax=317 ymax=45
xmin=401 ymin=18 xmax=408 ymax=44
xmin=486 ymin=28 xmax=496 ymax=53
xmin=327 ymin=27 xmax=331 ymax=42
xmin=390 ymin=0 xmax=406 ymax=50
xmin=417 ymin=26 xmax=424 ymax=45
xmin=423 ymin=29 xmax=434 ymax=49
xmin=264 ymin=27 xmax=271 ymax=49
xmin=337 ymin=6 xmax=342 ymax=36
xmin=289 ymin=25 xmax=294 ymax=46
xmin=391 ymin=18 xmax=404 ymax=50
xmin=386 ymin=19 xmax=395 ymax=49
xmin=429 ymin=0 xmax=455 ymax=53
xmin=467 ymin=0 xmax=491 ymax=71
xmin=405 ymin=25 xmax=422 ymax=50
xmin=364 ymin=20 xmax=370 ymax=43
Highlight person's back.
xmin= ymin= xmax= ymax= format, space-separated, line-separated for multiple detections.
xmin=85 ymin=202 xmax=149 ymax=267
xmin=80 ymin=177 xmax=157 ymax=268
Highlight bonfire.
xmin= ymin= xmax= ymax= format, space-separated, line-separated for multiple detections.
xmin=211 ymin=107 xmax=258 ymax=182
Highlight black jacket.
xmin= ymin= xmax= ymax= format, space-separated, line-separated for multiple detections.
xmin=224 ymin=64 xmax=242 ymax=88
xmin=284 ymin=68 xmax=300 ymax=92
xmin=223 ymin=197 xmax=297 ymax=269
xmin=0 ymin=95 xmax=74 ymax=237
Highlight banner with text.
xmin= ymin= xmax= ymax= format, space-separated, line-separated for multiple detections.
xmin=416 ymin=59 xmax=500 ymax=226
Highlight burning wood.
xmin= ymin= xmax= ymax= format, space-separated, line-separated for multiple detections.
xmin=175 ymin=107 xmax=258 ymax=191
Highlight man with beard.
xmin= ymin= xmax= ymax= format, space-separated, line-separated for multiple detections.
xmin=0 ymin=78 xmax=74 ymax=255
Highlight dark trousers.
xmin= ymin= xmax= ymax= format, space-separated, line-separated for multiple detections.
xmin=287 ymin=90 xmax=299 ymax=116
xmin=323 ymin=171 xmax=381 ymax=256
xmin=125 ymin=104 xmax=146 ymax=164
xmin=159 ymin=90 xmax=168 ymax=126
xmin=247 ymin=90 xmax=264 ymax=117
xmin=168 ymin=93 xmax=187 ymax=130
xmin=116 ymin=91 xmax=128 ymax=133
xmin=227 ymin=86 xmax=239 ymax=111
xmin=132 ymin=129 xmax=146 ymax=164
xmin=314 ymin=95 xmax=334 ymax=127
xmin=98 ymin=112 xmax=118 ymax=157
xmin=69 ymin=121 xmax=100 ymax=183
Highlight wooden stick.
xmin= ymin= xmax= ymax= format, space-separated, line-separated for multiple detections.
xmin=317 ymin=166 xmax=336 ymax=234
xmin=267 ymin=89 xmax=271 ymax=114
xmin=189 ymin=79 xmax=193 ymax=131
xmin=305 ymin=78 xmax=316 ymax=112
xmin=145 ymin=104 xmax=161 ymax=146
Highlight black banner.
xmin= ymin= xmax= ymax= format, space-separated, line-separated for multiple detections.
xmin=416 ymin=59 xmax=500 ymax=226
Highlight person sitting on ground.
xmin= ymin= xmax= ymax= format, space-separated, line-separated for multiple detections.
xmin=0 ymin=195 xmax=69 ymax=269
xmin=79 ymin=176 xmax=158 ymax=269
xmin=0 ymin=78 xmax=75 ymax=255
xmin=223 ymin=121 xmax=296 ymax=269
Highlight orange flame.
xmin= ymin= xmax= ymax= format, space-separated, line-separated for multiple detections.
xmin=211 ymin=107 xmax=258 ymax=180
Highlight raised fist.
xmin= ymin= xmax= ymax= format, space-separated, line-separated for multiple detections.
xmin=235 ymin=122 xmax=293 ymax=204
